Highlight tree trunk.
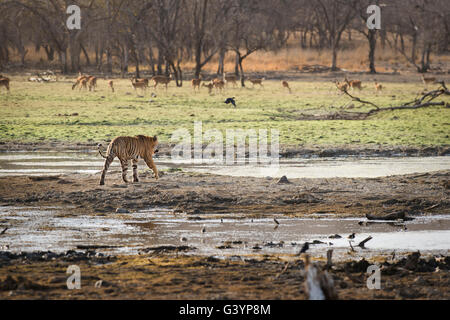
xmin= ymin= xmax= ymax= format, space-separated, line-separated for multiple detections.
xmin=234 ymin=52 xmax=240 ymax=77
xmin=368 ymin=30 xmax=377 ymax=74
xmin=217 ymin=48 xmax=225 ymax=75
xmin=43 ymin=45 xmax=55 ymax=62
xmin=331 ymin=41 xmax=338 ymax=71
xmin=80 ymin=44 xmax=91 ymax=67
xmin=59 ymin=50 xmax=68 ymax=74
xmin=239 ymin=56 xmax=245 ymax=87
xmin=148 ymin=47 xmax=156 ymax=76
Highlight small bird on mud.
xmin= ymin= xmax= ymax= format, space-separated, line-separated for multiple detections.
xmin=298 ymin=242 xmax=310 ymax=255
xmin=347 ymin=233 xmax=356 ymax=239
xmin=224 ymin=97 xmax=236 ymax=108
xmin=201 ymin=226 xmax=206 ymax=233
xmin=274 ymin=218 xmax=280 ymax=225
xmin=0 ymin=227 xmax=8 ymax=235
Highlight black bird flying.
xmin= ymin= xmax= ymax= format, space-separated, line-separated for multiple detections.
xmin=225 ymin=97 xmax=236 ymax=107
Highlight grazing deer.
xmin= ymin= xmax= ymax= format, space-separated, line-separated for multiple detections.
xmin=151 ymin=75 xmax=172 ymax=90
xmin=72 ymin=73 xmax=89 ymax=90
xmin=0 ymin=76 xmax=10 ymax=92
xmin=108 ymin=80 xmax=115 ymax=93
xmin=249 ymin=77 xmax=265 ymax=88
xmin=191 ymin=78 xmax=202 ymax=92
xmin=345 ymin=77 xmax=362 ymax=90
xmin=374 ymin=81 xmax=383 ymax=92
xmin=421 ymin=74 xmax=436 ymax=88
xmin=131 ymin=79 xmax=147 ymax=93
xmin=223 ymin=73 xmax=238 ymax=88
xmin=282 ymin=80 xmax=291 ymax=93
xmin=79 ymin=77 xmax=89 ymax=91
xmin=213 ymin=79 xmax=225 ymax=93
xmin=335 ymin=80 xmax=349 ymax=92
xmin=88 ymin=76 xmax=97 ymax=92
xmin=202 ymin=82 xmax=214 ymax=94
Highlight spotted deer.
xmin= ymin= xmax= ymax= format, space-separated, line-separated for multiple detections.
xmin=202 ymin=82 xmax=214 ymax=94
xmin=282 ymin=80 xmax=291 ymax=93
xmin=191 ymin=78 xmax=202 ymax=92
xmin=151 ymin=75 xmax=172 ymax=90
xmin=108 ymin=80 xmax=115 ymax=93
xmin=223 ymin=73 xmax=238 ymax=88
xmin=249 ymin=77 xmax=265 ymax=88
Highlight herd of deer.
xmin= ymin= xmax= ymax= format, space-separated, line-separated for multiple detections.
xmin=0 ymin=72 xmax=441 ymax=96
xmin=72 ymin=73 xmax=99 ymax=92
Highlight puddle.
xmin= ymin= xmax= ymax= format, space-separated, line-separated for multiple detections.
xmin=0 ymin=151 xmax=448 ymax=178
xmin=0 ymin=206 xmax=448 ymax=259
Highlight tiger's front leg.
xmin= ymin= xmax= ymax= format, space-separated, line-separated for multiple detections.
xmin=132 ymin=159 xmax=139 ymax=183
xmin=144 ymin=157 xmax=159 ymax=180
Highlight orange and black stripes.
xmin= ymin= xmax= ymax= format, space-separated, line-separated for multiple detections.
xmin=98 ymin=135 xmax=159 ymax=185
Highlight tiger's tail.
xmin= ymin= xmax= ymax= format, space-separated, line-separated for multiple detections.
xmin=98 ymin=144 xmax=108 ymax=159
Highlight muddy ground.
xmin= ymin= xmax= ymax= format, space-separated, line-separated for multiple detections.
xmin=0 ymin=166 xmax=448 ymax=217
xmin=0 ymin=145 xmax=449 ymax=299
xmin=0 ymin=249 xmax=449 ymax=300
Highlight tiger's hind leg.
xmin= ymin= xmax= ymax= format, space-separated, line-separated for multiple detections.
xmin=100 ymin=154 xmax=115 ymax=186
xmin=132 ymin=158 xmax=139 ymax=183
xmin=120 ymin=158 xmax=130 ymax=183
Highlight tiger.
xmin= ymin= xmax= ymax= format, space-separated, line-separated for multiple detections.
xmin=98 ymin=135 xmax=159 ymax=186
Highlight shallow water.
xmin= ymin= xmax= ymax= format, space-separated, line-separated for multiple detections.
xmin=0 ymin=151 xmax=449 ymax=178
xmin=0 ymin=206 xmax=448 ymax=259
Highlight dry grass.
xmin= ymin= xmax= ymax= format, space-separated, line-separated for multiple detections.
xmin=11 ymin=40 xmax=450 ymax=75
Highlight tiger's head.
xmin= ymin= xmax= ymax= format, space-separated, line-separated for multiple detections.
xmin=152 ymin=135 xmax=159 ymax=154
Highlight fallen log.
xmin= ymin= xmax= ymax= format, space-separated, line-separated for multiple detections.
xmin=366 ymin=211 xmax=414 ymax=221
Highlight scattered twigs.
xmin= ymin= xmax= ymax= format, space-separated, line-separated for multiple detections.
xmin=357 ymin=236 xmax=373 ymax=248
xmin=274 ymin=261 xmax=290 ymax=279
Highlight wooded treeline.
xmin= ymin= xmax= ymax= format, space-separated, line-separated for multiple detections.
xmin=0 ymin=0 xmax=448 ymax=84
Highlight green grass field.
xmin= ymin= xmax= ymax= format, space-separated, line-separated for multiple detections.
xmin=0 ymin=76 xmax=449 ymax=147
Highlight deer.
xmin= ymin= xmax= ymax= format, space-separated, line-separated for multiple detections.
xmin=421 ymin=74 xmax=436 ymax=88
xmin=72 ymin=73 xmax=89 ymax=90
xmin=191 ymin=78 xmax=202 ymax=92
xmin=249 ymin=77 xmax=265 ymax=88
xmin=79 ymin=77 xmax=89 ymax=91
xmin=374 ymin=81 xmax=383 ymax=92
xmin=151 ymin=75 xmax=172 ymax=90
xmin=223 ymin=73 xmax=238 ymax=88
xmin=345 ymin=77 xmax=362 ymax=90
xmin=131 ymin=79 xmax=147 ymax=93
xmin=88 ymin=76 xmax=97 ymax=92
xmin=108 ymin=80 xmax=115 ymax=93
xmin=132 ymin=78 xmax=149 ymax=87
xmin=334 ymin=80 xmax=348 ymax=92
xmin=213 ymin=79 xmax=225 ymax=93
xmin=282 ymin=80 xmax=292 ymax=93
xmin=0 ymin=76 xmax=10 ymax=92
xmin=202 ymin=82 xmax=214 ymax=94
